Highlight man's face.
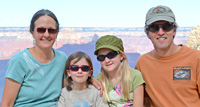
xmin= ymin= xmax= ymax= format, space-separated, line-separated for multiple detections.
xmin=146 ymin=21 xmax=176 ymax=50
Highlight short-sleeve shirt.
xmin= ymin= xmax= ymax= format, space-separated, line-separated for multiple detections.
xmin=96 ymin=68 xmax=145 ymax=106
xmin=5 ymin=48 xmax=67 ymax=107
xmin=58 ymin=85 xmax=109 ymax=107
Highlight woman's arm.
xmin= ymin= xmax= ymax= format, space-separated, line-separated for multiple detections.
xmin=133 ymin=84 xmax=144 ymax=107
xmin=1 ymin=78 xmax=21 ymax=107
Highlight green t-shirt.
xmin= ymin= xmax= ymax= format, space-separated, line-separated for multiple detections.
xmin=96 ymin=68 xmax=145 ymax=107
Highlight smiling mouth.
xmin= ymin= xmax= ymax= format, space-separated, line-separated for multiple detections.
xmin=41 ymin=39 xmax=51 ymax=42
xmin=76 ymin=76 xmax=84 ymax=78
xmin=157 ymin=38 xmax=166 ymax=40
xmin=106 ymin=63 xmax=113 ymax=66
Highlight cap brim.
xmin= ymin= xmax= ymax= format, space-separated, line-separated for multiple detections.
xmin=94 ymin=45 xmax=119 ymax=55
xmin=146 ymin=16 xmax=175 ymax=25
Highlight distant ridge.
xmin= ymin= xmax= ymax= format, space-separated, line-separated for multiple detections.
xmin=57 ymin=39 xmax=140 ymax=76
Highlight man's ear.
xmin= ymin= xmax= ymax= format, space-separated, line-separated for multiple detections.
xmin=173 ymin=28 xmax=177 ymax=38
xmin=146 ymin=31 xmax=151 ymax=39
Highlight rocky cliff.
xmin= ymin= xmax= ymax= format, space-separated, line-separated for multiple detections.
xmin=186 ymin=25 xmax=200 ymax=50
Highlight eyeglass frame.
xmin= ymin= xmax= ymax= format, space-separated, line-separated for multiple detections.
xmin=146 ymin=23 xmax=175 ymax=33
xmin=36 ymin=27 xmax=58 ymax=34
xmin=97 ymin=51 xmax=120 ymax=61
xmin=69 ymin=65 xmax=91 ymax=72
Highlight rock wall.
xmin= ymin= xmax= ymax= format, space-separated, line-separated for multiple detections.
xmin=186 ymin=25 xmax=200 ymax=50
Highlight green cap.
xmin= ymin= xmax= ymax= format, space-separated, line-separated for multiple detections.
xmin=145 ymin=5 xmax=178 ymax=28
xmin=94 ymin=35 xmax=124 ymax=55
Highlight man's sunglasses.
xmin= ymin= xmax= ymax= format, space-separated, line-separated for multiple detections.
xmin=97 ymin=51 xmax=120 ymax=61
xmin=69 ymin=65 xmax=91 ymax=72
xmin=37 ymin=27 xmax=58 ymax=34
xmin=147 ymin=23 xmax=175 ymax=32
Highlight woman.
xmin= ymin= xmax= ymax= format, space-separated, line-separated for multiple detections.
xmin=2 ymin=9 xmax=67 ymax=107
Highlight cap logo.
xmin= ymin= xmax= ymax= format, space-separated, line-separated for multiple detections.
xmin=156 ymin=8 xmax=159 ymax=12
xmin=153 ymin=7 xmax=166 ymax=14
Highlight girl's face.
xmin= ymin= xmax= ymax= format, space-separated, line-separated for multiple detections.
xmin=67 ymin=58 xmax=92 ymax=86
xmin=31 ymin=15 xmax=58 ymax=50
xmin=97 ymin=48 xmax=123 ymax=73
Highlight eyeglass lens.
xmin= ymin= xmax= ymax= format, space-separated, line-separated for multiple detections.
xmin=69 ymin=65 xmax=91 ymax=72
xmin=97 ymin=51 xmax=119 ymax=61
xmin=37 ymin=27 xmax=57 ymax=34
xmin=148 ymin=23 xmax=174 ymax=32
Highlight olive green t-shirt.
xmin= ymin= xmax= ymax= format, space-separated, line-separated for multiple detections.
xmin=96 ymin=68 xmax=145 ymax=106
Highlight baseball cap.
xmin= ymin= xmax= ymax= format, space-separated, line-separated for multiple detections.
xmin=145 ymin=5 xmax=178 ymax=27
xmin=94 ymin=35 xmax=124 ymax=55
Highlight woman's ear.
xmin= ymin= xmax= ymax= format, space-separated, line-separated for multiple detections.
xmin=30 ymin=30 xmax=35 ymax=39
xmin=30 ymin=30 xmax=34 ymax=35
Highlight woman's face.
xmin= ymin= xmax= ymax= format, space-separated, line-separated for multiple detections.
xmin=97 ymin=48 xmax=123 ymax=73
xmin=31 ymin=15 xmax=58 ymax=49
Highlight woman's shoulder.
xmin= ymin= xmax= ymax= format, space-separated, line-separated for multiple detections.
xmin=9 ymin=48 xmax=29 ymax=61
xmin=54 ymin=49 xmax=66 ymax=56
xmin=53 ymin=49 xmax=67 ymax=59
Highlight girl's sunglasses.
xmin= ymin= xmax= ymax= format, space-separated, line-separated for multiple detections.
xmin=36 ymin=27 xmax=58 ymax=34
xmin=147 ymin=23 xmax=175 ymax=32
xmin=69 ymin=65 xmax=91 ymax=72
xmin=97 ymin=51 xmax=120 ymax=61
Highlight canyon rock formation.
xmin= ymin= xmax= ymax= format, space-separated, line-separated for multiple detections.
xmin=186 ymin=25 xmax=200 ymax=50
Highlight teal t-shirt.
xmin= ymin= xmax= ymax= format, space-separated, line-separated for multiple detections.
xmin=5 ymin=48 xmax=67 ymax=107
xmin=96 ymin=68 xmax=145 ymax=107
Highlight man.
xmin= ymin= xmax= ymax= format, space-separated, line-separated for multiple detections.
xmin=135 ymin=5 xmax=200 ymax=107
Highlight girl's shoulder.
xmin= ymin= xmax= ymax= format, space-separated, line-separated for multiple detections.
xmin=129 ymin=68 xmax=142 ymax=76
xmin=88 ymin=85 xmax=99 ymax=91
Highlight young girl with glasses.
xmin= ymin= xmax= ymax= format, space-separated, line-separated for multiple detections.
xmin=58 ymin=51 xmax=108 ymax=107
xmin=94 ymin=35 xmax=145 ymax=107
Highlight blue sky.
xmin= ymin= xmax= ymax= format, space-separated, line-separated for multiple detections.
xmin=1 ymin=0 xmax=200 ymax=27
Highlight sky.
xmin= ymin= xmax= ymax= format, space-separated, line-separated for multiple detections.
xmin=0 ymin=0 xmax=200 ymax=27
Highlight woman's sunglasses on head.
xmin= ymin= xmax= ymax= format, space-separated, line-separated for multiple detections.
xmin=97 ymin=51 xmax=120 ymax=61
xmin=36 ymin=27 xmax=58 ymax=34
xmin=69 ymin=65 xmax=91 ymax=72
xmin=147 ymin=23 xmax=175 ymax=32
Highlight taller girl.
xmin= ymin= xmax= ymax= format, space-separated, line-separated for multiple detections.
xmin=94 ymin=35 xmax=145 ymax=107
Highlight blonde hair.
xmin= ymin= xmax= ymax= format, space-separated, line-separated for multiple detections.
xmin=101 ymin=51 xmax=131 ymax=102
